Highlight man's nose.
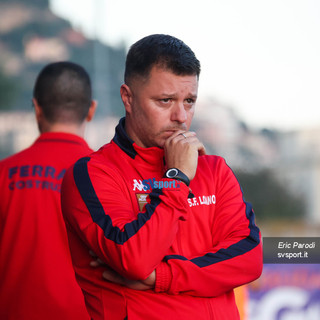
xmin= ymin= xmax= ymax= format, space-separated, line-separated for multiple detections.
xmin=171 ymin=102 xmax=187 ymax=123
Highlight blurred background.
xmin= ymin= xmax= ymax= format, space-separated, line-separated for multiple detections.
xmin=0 ymin=0 xmax=319 ymax=318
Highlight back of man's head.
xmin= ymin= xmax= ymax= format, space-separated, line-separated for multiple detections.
xmin=124 ymin=34 xmax=201 ymax=85
xmin=33 ymin=61 xmax=92 ymax=124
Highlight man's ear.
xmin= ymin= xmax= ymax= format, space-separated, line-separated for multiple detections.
xmin=32 ymin=98 xmax=43 ymax=122
xmin=120 ymin=84 xmax=133 ymax=114
xmin=86 ymin=100 xmax=98 ymax=122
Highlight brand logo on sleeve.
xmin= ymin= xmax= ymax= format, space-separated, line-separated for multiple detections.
xmin=133 ymin=179 xmax=145 ymax=191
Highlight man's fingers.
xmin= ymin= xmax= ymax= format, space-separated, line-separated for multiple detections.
xmin=199 ymin=145 xmax=206 ymax=156
xmin=166 ymin=130 xmax=195 ymax=143
xmin=176 ymin=134 xmax=206 ymax=156
xmin=89 ymin=250 xmax=97 ymax=257
xmin=102 ymin=269 xmax=125 ymax=286
xmin=177 ymin=131 xmax=196 ymax=139
xmin=90 ymin=260 xmax=100 ymax=267
xmin=102 ymin=268 xmax=156 ymax=290
xmin=90 ymin=258 xmax=105 ymax=267
xmin=89 ymin=250 xmax=106 ymax=267
xmin=176 ymin=131 xmax=196 ymax=140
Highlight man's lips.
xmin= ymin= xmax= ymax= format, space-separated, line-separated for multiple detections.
xmin=165 ymin=130 xmax=177 ymax=133
xmin=162 ymin=130 xmax=178 ymax=137
xmin=163 ymin=127 xmax=186 ymax=133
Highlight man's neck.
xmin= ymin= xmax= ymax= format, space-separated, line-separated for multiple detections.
xmin=40 ymin=122 xmax=86 ymax=138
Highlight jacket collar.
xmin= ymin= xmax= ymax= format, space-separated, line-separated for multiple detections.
xmin=36 ymin=132 xmax=89 ymax=147
xmin=113 ymin=117 xmax=165 ymax=167
xmin=113 ymin=117 xmax=137 ymax=158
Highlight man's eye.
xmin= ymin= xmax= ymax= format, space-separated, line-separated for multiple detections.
xmin=186 ymin=98 xmax=194 ymax=104
xmin=161 ymin=98 xmax=171 ymax=103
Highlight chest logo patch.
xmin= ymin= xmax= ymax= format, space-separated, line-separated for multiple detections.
xmin=136 ymin=193 xmax=148 ymax=211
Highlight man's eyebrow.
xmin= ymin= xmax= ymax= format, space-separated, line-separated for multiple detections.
xmin=157 ymin=92 xmax=198 ymax=98
xmin=159 ymin=92 xmax=176 ymax=96
xmin=152 ymin=93 xmax=176 ymax=99
xmin=184 ymin=94 xmax=198 ymax=101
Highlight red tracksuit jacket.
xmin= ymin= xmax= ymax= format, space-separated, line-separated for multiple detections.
xmin=61 ymin=118 xmax=263 ymax=319
xmin=0 ymin=132 xmax=91 ymax=320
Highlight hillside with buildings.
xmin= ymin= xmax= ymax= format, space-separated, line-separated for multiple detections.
xmin=0 ymin=0 xmax=126 ymax=116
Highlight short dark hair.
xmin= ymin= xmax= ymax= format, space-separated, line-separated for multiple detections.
xmin=124 ymin=34 xmax=201 ymax=85
xmin=33 ymin=61 xmax=92 ymax=124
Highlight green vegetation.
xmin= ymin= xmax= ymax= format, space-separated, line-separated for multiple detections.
xmin=0 ymin=67 xmax=18 ymax=111
xmin=0 ymin=0 xmax=126 ymax=116
xmin=236 ymin=169 xmax=305 ymax=221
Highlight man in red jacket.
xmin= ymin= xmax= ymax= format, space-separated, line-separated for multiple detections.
xmin=61 ymin=34 xmax=263 ymax=319
xmin=0 ymin=62 xmax=96 ymax=320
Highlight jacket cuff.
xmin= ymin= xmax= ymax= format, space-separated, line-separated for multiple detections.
xmin=154 ymin=262 xmax=172 ymax=293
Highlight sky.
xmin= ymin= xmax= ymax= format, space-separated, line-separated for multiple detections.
xmin=50 ymin=0 xmax=320 ymax=131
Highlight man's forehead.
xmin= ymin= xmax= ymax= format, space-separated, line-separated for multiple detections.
xmin=129 ymin=66 xmax=198 ymax=93
xmin=151 ymin=64 xmax=198 ymax=78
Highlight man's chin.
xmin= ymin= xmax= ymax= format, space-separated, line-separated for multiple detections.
xmin=153 ymin=139 xmax=165 ymax=149
xmin=152 ymin=137 xmax=166 ymax=149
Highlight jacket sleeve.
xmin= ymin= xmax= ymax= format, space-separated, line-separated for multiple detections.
xmin=61 ymin=156 xmax=191 ymax=281
xmin=154 ymin=158 xmax=263 ymax=297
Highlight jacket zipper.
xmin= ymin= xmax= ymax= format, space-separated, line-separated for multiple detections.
xmin=177 ymin=221 xmax=183 ymax=254
xmin=206 ymin=299 xmax=214 ymax=319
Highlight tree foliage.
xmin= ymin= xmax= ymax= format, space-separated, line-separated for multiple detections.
xmin=235 ymin=169 xmax=305 ymax=221
xmin=0 ymin=0 xmax=126 ymax=116
xmin=0 ymin=67 xmax=18 ymax=110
